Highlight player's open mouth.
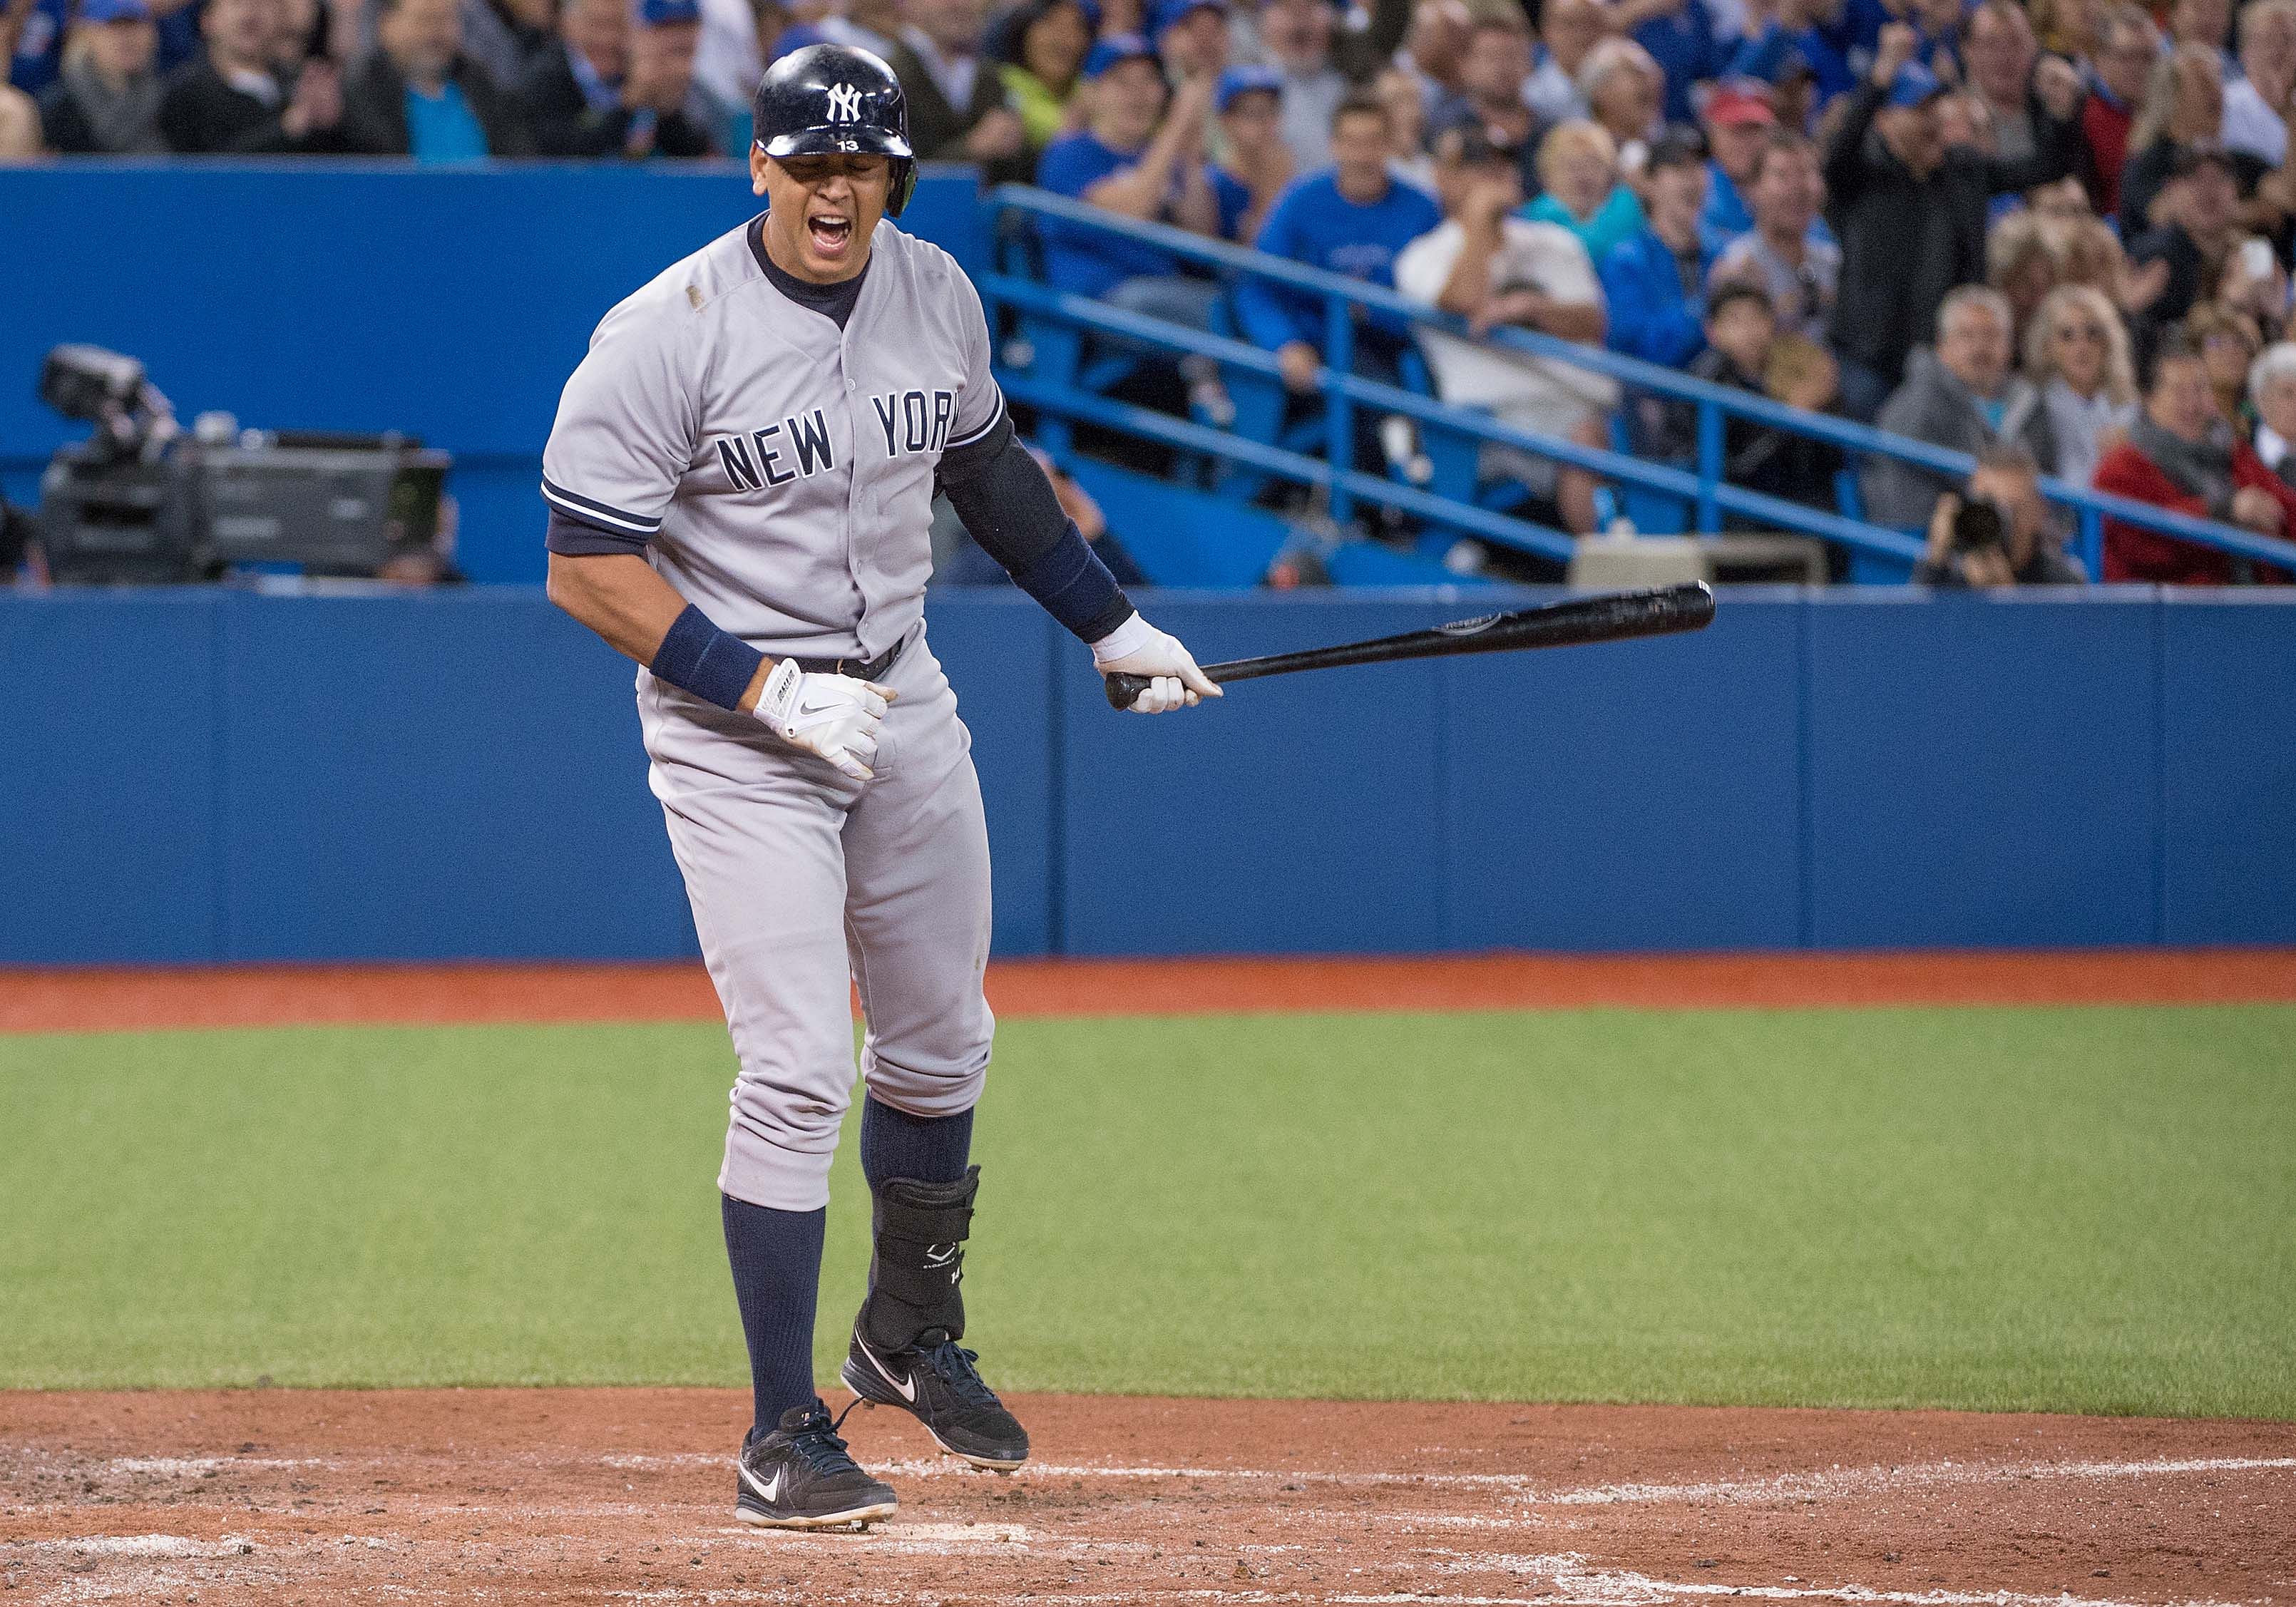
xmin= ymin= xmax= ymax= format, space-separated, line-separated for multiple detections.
xmin=808 ymin=215 xmax=854 ymax=255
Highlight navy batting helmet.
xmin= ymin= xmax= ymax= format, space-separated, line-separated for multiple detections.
xmin=752 ymin=43 xmax=918 ymax=217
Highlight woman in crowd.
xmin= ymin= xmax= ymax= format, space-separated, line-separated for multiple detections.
xmin=2248 ymin=342 xmax=2296 ymax=487
xmin=1575 ymin=37 xmax=1662 ymax=171
xmin=2026 ymin=283 xmax=2138 ymax=489
xmin=1988 ymin=211 xmax=2065 ymax=346
xmin=1526 ymin=118 xmax=1645 ymax=263
xmin=2185 ymin=299 xmax=2266 ymax=423
xmin=2093 ymin=328 xmax=2296 ymax=580
xmin=2119 ymin=41 xmax=2225 ymax=231
xmin=988 ymin=0 xmax=1097 ymax=154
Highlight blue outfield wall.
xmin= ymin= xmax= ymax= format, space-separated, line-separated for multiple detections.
xmin=0 ymin=163 xmax=990 ymax=582
xmin=2 ymin=587 xmax=2290 ymax=964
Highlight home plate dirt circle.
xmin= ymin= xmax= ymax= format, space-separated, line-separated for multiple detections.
xmin=2 ymin=1390 xmax=2290 ymax=1605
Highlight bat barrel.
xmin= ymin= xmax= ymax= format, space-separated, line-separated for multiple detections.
xmin=1103 ymin=582 xmax=1713 ymax=710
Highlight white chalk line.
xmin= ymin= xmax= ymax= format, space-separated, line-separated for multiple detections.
xmin=595 ymin=1452 xmax=2296 ymax=1507
xmin=4 ymin=1533 xmax=259 ymax=1560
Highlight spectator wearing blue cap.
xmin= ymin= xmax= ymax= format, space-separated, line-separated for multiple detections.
xmin=1236 ymin=91 xmax=1441 ymax=395
xmin=1154 ymin=0 xmax=1227 ymax=78
xmin=523 ymin=0 xmax=714 ymax=155
xmin=1037 ymin=35 xmax=1225 ymax=322
xmin=340 ymin=0 xmax=531 ymax=155
xmin=36 ymin=0 xmax=166 ymax=152
xmin=159 ymin=0 xmax=344 ymax=150
xmin=1209 ymin=62 xmax=1290 ymax=238
xmin=888 ymin=0 xmax=1030 ymax=180
xmin=1823 ymin=21 xmax=2079 ymax=414
xmin=985 ymin=0 xmax=1095 ymax=150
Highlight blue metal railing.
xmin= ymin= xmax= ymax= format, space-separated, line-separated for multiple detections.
xmin=988 ymin=185 xmax=2296 ymax=579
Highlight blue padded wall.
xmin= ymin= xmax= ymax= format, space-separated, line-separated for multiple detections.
xmin=215 ymin=591 xmax=695 ymax=960
xmin=0 ymin=592 xmax=222 ymax=963
xmin=2158 ymin=592 xmax=2296 ymax=945
xmin=1442 ymin=592 xmax=1805 ymax=951
xmin=1057 ymin=596 xmax=1452 ymax=953
xmin=1 ymin=587 xmax=2291 ymax=962
xmin=1805 ymin=590 xmax=2163 ymax=948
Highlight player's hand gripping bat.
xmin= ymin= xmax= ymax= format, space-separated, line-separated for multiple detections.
xmin=1103 ymin=582 xmax=1716 ymax=711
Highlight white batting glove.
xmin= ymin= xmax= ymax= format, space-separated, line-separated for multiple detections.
xmin=1091 ymin=612 xmax=1221 ymax=714
xmin=754 ymin=659 xmax=895 ymax=781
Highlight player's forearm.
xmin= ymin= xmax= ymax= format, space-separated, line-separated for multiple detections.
xmin=546 ymin=551 xmax=771 ymax=710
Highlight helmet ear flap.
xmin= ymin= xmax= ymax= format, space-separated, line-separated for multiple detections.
xmin=887 ymin=158 xmax=918 ymax=217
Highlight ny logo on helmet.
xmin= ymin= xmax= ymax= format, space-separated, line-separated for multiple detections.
xmin=826 ymin=83 xmax=863 ymax=122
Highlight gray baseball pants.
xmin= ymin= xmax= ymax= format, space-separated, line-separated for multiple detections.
xmin=637 ymin=622 xmax=995 ymax=1212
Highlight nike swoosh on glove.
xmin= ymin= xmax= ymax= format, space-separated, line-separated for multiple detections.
xmin=755 ymin=659 xmax=896 ymax=781
xmin=1090 ymin=612 xmax=1221 ymax=714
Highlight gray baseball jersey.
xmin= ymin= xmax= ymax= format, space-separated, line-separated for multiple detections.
xmin=543 ymin=215 xmax=1005 ymax=661
xmin=543 ymin=215 xmax=1003 ymax=1213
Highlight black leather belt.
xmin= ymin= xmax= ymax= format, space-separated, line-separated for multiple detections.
xmin=790 ymin=635 xmax=906 ymax=681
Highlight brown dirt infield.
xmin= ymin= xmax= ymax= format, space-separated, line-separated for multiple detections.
xmin=2 ymin=1388 xmax=2290 ymax=1606
xmin=4 ymin=950 xmax=2295 ymax=1034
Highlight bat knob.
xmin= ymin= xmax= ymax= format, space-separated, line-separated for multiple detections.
xmin=1103 ymin=671 xmax=1152 ymax=710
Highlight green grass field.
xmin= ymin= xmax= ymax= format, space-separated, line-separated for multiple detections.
xmin=2 ymin=1005 xmax=2292 ymax=1417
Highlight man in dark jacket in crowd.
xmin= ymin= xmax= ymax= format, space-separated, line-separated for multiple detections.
xmin=1823 ymin=20 xmax=2081 ymax=419
xmin=522 ymin=0 xmax=711 ymax=156
xmin=158 ymin=0 xmax=344 ymax=151
xmin=886 ymin=0 xmax=1029 ymax=182
xmin=37 ymin=0 xmax=167 ymax=153
xmin=341 ymin=0 xmax=529 ymax=156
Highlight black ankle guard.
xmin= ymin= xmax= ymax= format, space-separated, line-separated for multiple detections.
xmin=860 ymin=1166 xmax=978 ymax=1351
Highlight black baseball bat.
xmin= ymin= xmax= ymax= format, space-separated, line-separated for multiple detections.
xmin=1103 ymin=582 xmax=1716 ymax=710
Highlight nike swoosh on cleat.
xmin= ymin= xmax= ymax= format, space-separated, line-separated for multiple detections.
xmin=739 ymin=1462 xmax=785 ymax=1504
xmin=859 ymin=1337 xmax=918 ymax=1403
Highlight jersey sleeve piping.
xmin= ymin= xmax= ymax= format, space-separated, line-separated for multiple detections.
xmin=945 ymin=385 xmax=1007 ymax=451
xmin=540 ymin=475 xmax=665 ymax=535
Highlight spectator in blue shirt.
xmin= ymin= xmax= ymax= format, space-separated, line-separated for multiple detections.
xmin=1602 ymin=130 xmax=1716 ymax=366
xmin=1235 ymin=91 xmax=1442 ymax=396
xmin=1697 ymin=81 xmax=1775 ymax=255
xmin=1209 ymin=63 xmax=1291 ymax=241
xmin=1613 ymin=0 xmax=1724 ymax=126
xmin=1036 ymin=34 xmax=1225 ymax=327
xmin=340 ymin=0 xmax=531 ymax=156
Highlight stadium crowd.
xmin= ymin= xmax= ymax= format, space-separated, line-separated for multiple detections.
xmin=8 ymin=0 xmax=2295 ymax=582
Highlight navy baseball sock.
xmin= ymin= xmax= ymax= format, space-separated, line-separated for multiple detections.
xmin=720 ymin=1193 xmax=826 ymax=1437
xmin=859 ymin=1095 xmax=973 ymax=1187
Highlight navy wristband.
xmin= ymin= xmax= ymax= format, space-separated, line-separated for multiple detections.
xmin=652 ymin=604 xmax=766 ymax=712
xmin=1007 ymin=521 xmax=1129 ymax=642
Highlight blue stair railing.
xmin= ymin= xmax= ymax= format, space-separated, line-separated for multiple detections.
xmin=985 ymin=185 xmax=2296 ymax=581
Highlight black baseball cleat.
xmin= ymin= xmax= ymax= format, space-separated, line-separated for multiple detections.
xmin=841 ymin=1323 xmax=1030 ymax=1472
xmin=733 ymin=1400 xmax=898 ymax=1529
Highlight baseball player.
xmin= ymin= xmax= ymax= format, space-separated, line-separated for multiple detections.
xmin=541 ymin=43 xmax=1217 ymax=1530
